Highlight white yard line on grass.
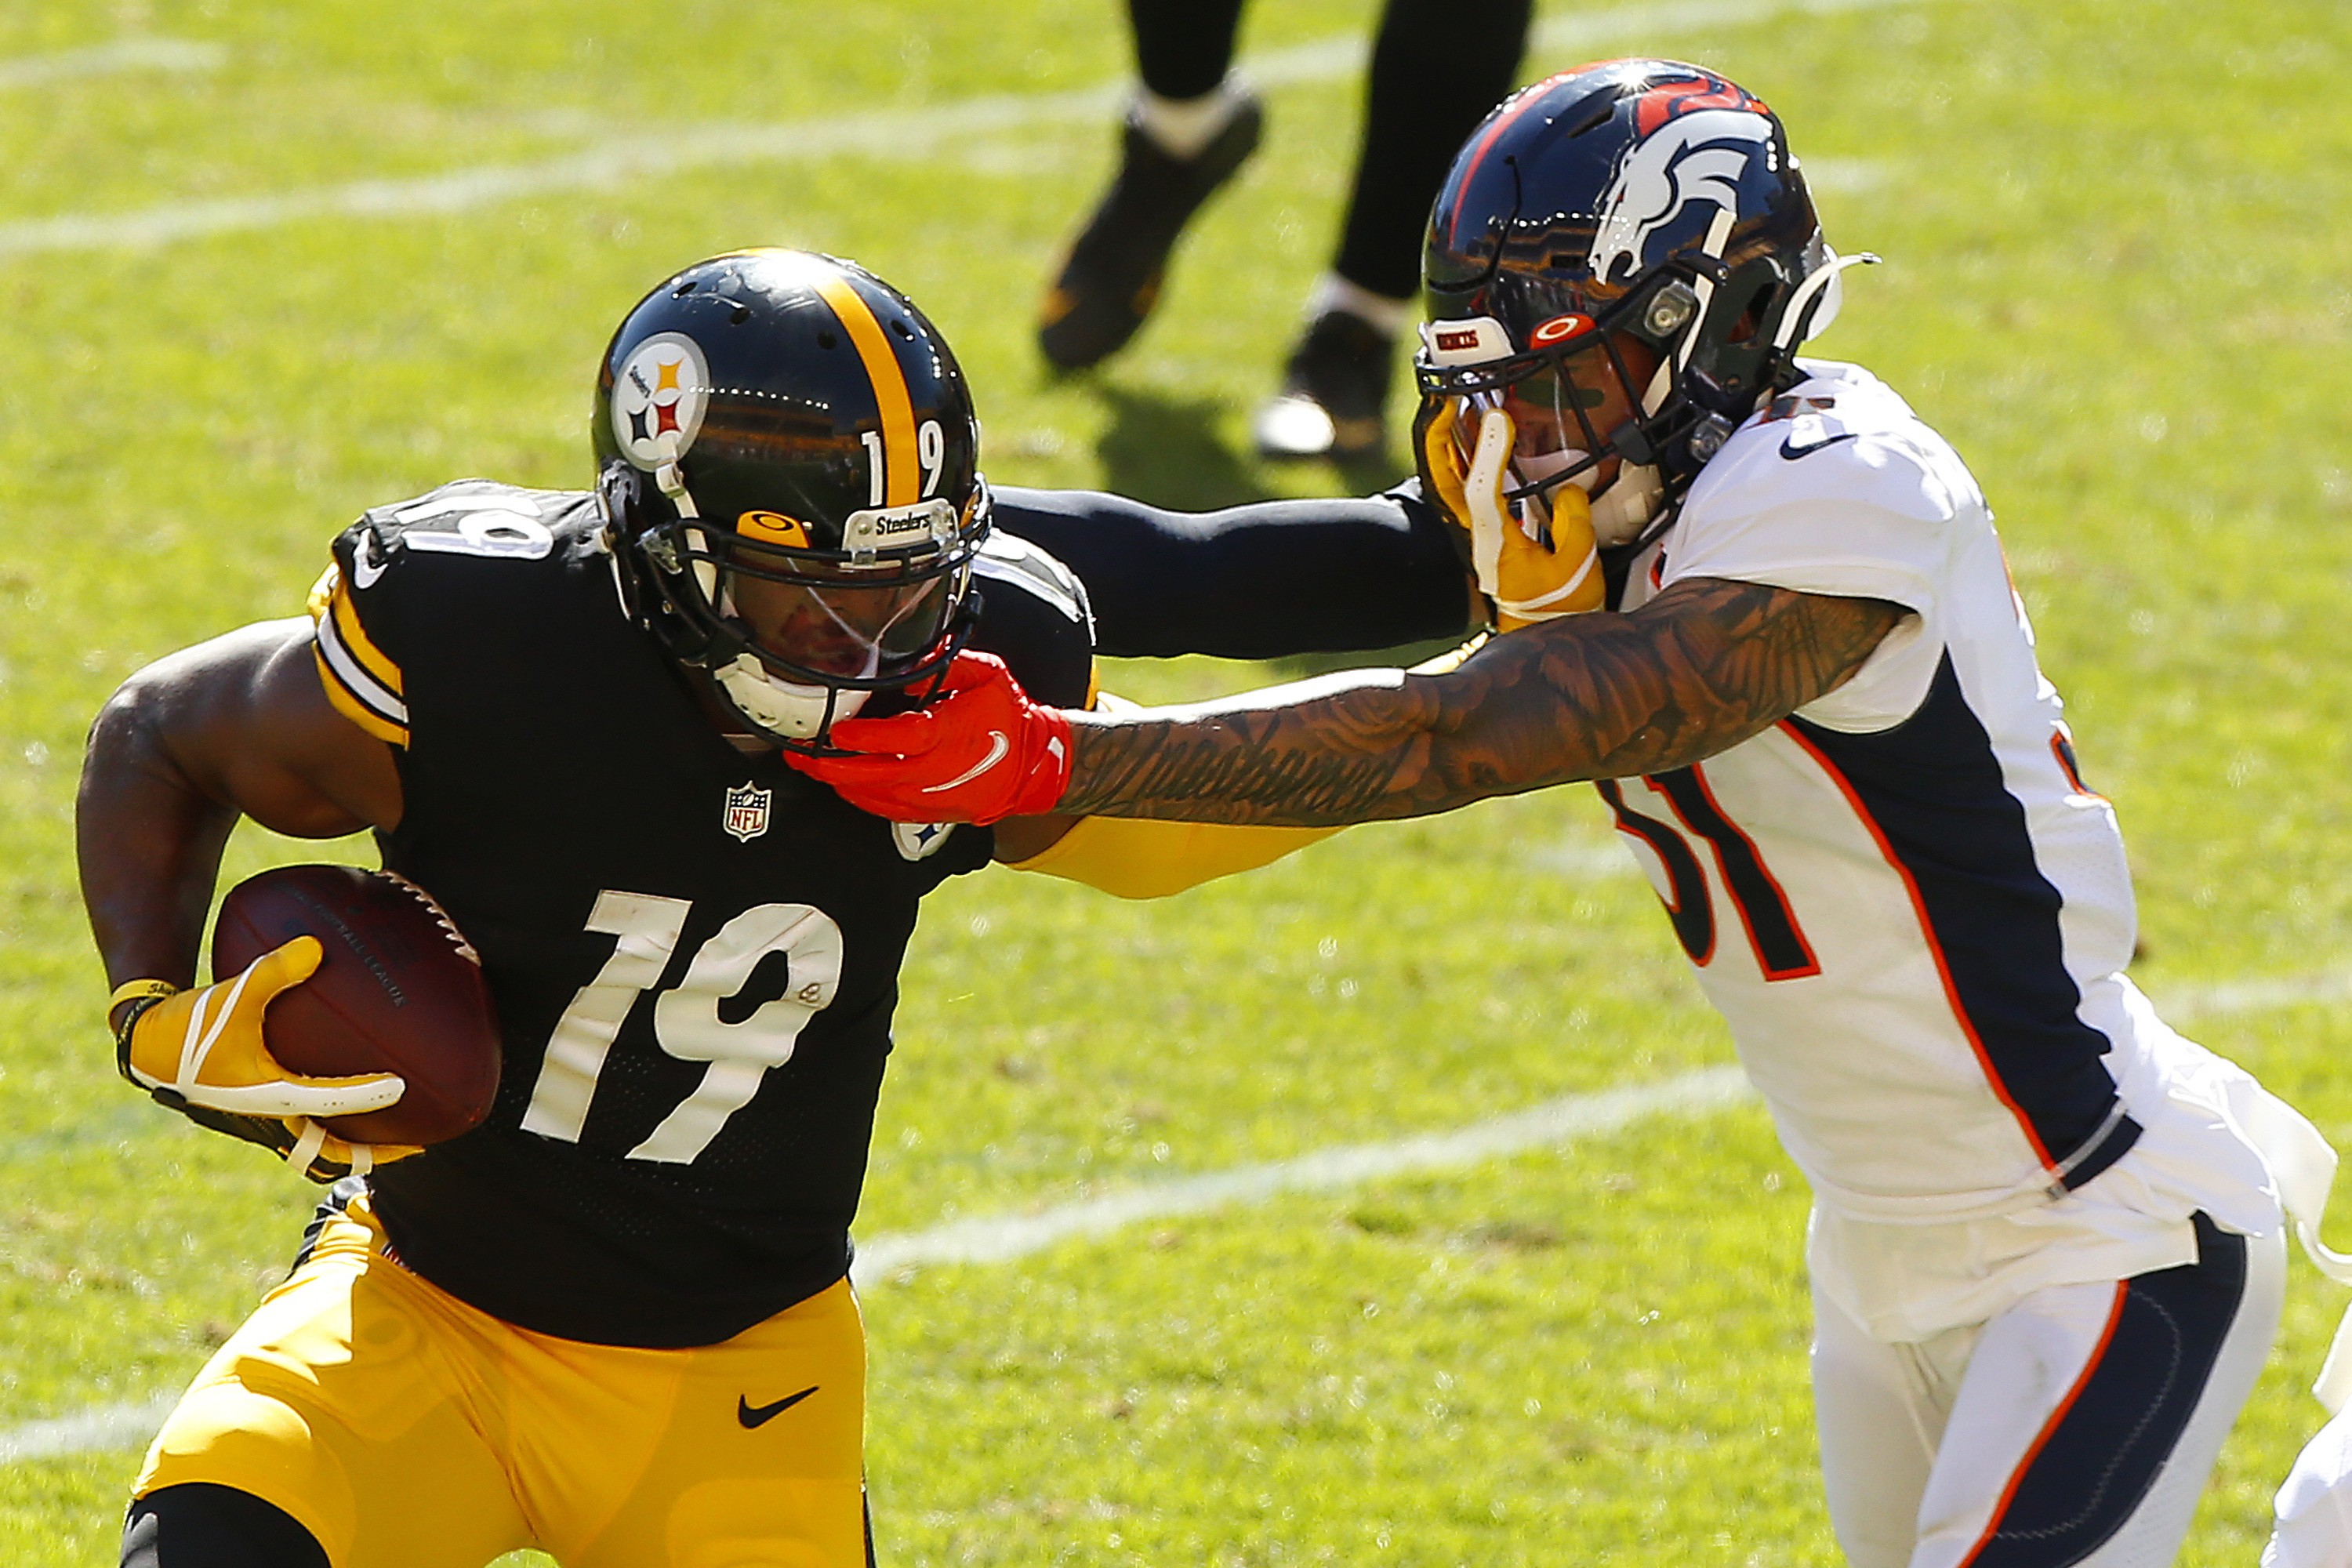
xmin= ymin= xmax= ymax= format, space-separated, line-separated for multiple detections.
xmin=0 ymin=39 xmax=225 ymax=92
xmin=2165 ymin=970 xmax=2352 ymax=1023
xmin=0 ymin=1398 xmax=180 ymax=1465
xmin=0 ymin=1065 xmax=1751 ymax=1465
xmin=10 ymin=948 xmax=2346 ymax=1465
xmin=0 ymin=0 xmax=1911 ymax=260
xmin=848 ymin=1065 xmax=1753 ymax=1283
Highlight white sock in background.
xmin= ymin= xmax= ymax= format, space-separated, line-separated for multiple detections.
xmin=1303 ymin=272 xmax=1414 ymax=338
xmin=1131 ymin=74 xmax=1252 ymax=161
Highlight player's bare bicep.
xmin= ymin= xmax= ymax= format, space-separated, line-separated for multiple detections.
xmin=252 ymin=622 xmax=403 ymax=831
xmin=1428 ymin=576 xmax=1909 ymax=789
xmin=131 ymin=619 xmax=403 ymax=835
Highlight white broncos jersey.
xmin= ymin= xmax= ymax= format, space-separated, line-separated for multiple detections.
xmin=1610 ymin=359 xmax=2281 ymax=1340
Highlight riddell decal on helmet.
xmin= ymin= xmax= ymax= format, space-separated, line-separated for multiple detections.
xmin=1419 ymin=316 xmax=1513 ymax=367
xmin=1588 ymin=107 xmax=1773 ymax=284
xmin=611 ymin=332 xmax=712 ymax=469
xmin=1530 ymin=314 xmax=1595 ymax=346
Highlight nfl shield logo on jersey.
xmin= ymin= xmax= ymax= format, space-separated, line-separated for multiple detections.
xmin=722 ymin=783 xmax=772 ymax=843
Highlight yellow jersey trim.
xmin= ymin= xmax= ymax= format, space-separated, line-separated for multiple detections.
xmin=312 ymin=648 xmax=409 ymax=747
xmin=307 ymin=561 xmax=410 ymax=746
xmin=326 ymin=579 xmax=402 ymax=696
xmin=1007 ymin=813 xmax=1341 ymax=900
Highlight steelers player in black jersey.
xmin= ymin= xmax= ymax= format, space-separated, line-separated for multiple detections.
xmin=78 ymin=249 xmax=1486 ymax=1568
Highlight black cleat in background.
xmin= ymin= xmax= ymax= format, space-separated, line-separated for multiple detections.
xmin=1254 ymin=308 xmax=1397 ymax=461
xmin=1037 ymin=94 xmax=1264 ymax=372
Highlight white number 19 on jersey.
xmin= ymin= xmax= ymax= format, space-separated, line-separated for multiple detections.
xmin=519 ymin=891 xmax=844 ymax=1163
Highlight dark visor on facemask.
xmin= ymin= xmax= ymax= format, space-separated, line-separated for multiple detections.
xmin=722 ymin=568 xmax=957 ymax=681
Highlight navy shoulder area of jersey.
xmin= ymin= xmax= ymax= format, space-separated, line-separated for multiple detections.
xmin=310 ymin=480 xmax=605 ymax=750
xmin=326 ymin=477 xmax=608 ymax=655
xmin=964 ymin=529 xmax=1097 ymax=710
xmin=339 ymin=477 xmax=597 ymax=578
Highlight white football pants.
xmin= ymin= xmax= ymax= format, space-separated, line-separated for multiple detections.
xmin=1813 ymin=1217 xmax=2283 ymax=1568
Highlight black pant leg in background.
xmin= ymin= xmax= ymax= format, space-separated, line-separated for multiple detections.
xmin=1127 ymin=0 xmax=1532 ymax=298
xmin=1334 ymin=0 xmax=1533 ymax=298
xmin=1129 ymin=0 xmax=1250 ymax=100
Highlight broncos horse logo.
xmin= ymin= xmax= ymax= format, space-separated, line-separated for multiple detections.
xmin=1587 ymin=74 xmax=1775 ymax=285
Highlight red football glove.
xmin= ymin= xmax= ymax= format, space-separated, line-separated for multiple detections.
xmin=789 ymin=650 xmax=1076 ymax=825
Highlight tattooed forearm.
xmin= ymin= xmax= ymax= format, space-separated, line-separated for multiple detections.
xmin=1058 ymin=578 xmax=1906 ymax=826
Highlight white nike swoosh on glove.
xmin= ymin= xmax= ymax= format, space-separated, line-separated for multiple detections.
xmin=922 ymin=731 xmax=1010 ymax=793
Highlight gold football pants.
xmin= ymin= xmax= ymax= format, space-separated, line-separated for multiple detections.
xmin=135 ymin=1193 xmax=868 ymax=1568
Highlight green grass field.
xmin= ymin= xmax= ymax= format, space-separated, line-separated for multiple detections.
xmin=4 ymin=0 xmax=2352 ymax=1562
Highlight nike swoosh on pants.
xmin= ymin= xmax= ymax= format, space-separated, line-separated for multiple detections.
xmin=737 ymin=1386 xmax=819 ymax=1428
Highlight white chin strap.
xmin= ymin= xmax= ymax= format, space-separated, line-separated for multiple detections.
xmin=1589 ymin=464 xmax=1663 ymax=546
xmin=707 ymin=564 xmax=883 ymax=745
xmin=1773 ymin=249 xmax=1880 ymax=352
xmin=715 ymin=653 xmax=869 ymax=741
xmin=1510 ymin=435 xmax=1663 ymax=550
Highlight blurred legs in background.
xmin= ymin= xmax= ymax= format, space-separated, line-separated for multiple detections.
xmin=1038 ymin=0 xmax=1531 ymax=462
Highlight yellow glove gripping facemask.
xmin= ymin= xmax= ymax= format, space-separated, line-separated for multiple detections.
xmin=1420 ymin=397 xmax=1606 ymax=632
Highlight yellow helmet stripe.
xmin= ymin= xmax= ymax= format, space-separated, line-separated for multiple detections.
xmin=804 ymin=265 xmax=917 ymax=507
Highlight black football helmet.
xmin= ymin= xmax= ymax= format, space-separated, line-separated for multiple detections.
xmin=596 ymin=249 xmax=989 ymax=746
xmin=1417 ymin=60 xmax=1868 ymax=549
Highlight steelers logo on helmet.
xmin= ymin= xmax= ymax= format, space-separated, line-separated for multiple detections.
xmin=609 ymin=332 xmax=711 ymax=469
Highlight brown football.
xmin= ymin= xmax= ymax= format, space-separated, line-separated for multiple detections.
xmin=211 ymin=864 xmax=500 ymax=1147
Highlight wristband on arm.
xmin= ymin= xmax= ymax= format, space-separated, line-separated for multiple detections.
xmin=109 ymin=978 xmax=183 ymax=1083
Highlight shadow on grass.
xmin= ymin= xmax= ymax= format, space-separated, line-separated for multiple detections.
xmin=1091 ymin=383 xmax=1262 ymax=513
xmin=1091 ymin=381 xmax=1408 ymax=511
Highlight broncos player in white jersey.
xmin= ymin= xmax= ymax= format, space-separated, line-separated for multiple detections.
xmin=790 ymin=60 xmax=2343 ymax=1568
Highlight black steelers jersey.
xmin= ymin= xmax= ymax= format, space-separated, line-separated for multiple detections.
xmin=307 ymin=479 xmax=1094 ymax=1347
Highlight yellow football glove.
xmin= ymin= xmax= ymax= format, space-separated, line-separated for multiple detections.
xmin=1417 ymin=396 xmax=1605 ymax=631
xmin=111 ymin=938 xmax=419 ymax=1181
